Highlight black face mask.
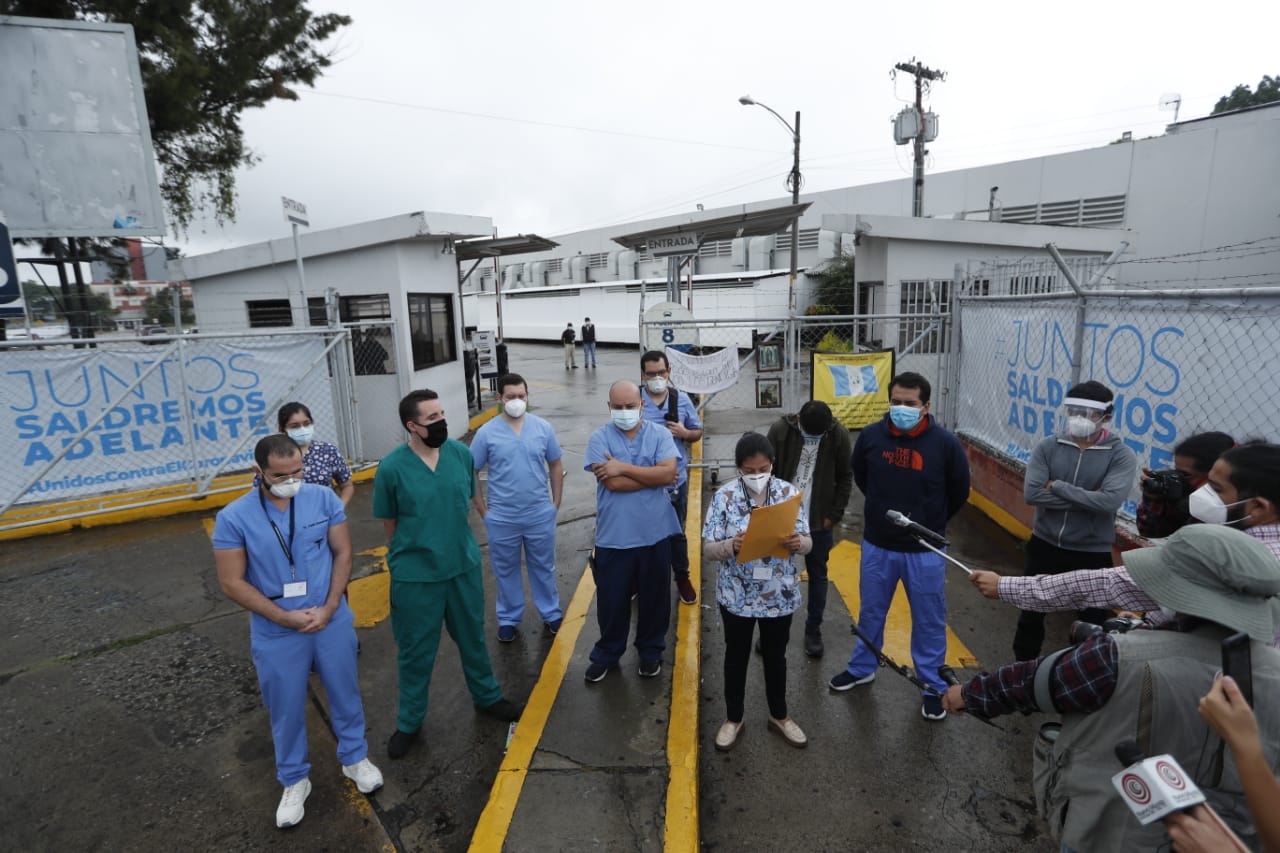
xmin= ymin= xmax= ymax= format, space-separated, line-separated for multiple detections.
xmin=423 ymin=420 xmax=449 ymax=448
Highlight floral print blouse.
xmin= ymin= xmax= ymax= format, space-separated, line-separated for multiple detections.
xmin=702 ymin=476 xmax=810 ymax=619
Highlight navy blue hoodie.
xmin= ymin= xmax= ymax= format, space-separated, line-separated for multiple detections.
xmin=852 ymin=413 xmax=971 ymax=552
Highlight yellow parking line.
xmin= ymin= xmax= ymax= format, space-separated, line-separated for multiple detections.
xmin=467 ymin=561 xmax=598 ymax=852
xmin=664 ymin=439 xmax=702 ymax=852
xmin=827 ymin=540 xmax=979 ymax=668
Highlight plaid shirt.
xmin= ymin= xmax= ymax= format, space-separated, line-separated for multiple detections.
xmin=961 ymin=633 xmax=1119 ymax=718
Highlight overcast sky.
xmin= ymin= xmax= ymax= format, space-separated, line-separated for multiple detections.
xmin=175 ymin=0 xmax=1279 ymax=257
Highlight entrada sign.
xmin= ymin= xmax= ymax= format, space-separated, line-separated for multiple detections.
xmin=646 ymin=233 xmax=700 ymax=256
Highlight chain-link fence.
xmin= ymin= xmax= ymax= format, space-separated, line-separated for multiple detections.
xmin=954 ymin=287 xmax=1280 ymax=517
xmin=0 ymin=327 xmax=359 ymax=532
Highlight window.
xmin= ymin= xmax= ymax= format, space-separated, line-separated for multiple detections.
xmin=898 ymin=279 xmax=951 ymax=354
xmin=246 ymin=299 xmax=293 ymax=328
xmin=307 ymin=294 xmax=393 ymax=326
xmin=407 ymin=293 xmax=457 ymax=370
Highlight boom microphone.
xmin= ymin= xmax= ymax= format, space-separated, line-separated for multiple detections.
xmin=885 ymin=510 xmax=950 ymax=549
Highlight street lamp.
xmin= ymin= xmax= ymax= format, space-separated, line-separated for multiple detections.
xmin=739 ymin=95 xmax=801 ymax=314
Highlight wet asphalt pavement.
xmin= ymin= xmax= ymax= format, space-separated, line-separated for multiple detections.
xmin=0 ymin=342 xmax=1068 ymax=851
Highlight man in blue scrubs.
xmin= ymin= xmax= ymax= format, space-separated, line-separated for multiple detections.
xmin=472 ymin=373 xmax=565 ymax=641
xmin=639 ymin=350 xmax=703 ymax=606
xmin=583 ymin=380 xmax=681 ymax=682
xmin=213 ymin=434 xmax=382 ymax=829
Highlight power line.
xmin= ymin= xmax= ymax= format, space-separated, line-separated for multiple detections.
xmin=309 ymin=90 xmax=778 ymax=154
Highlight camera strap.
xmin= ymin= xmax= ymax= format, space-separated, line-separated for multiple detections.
xmin=1033 ymin=647 xmax=1072 ymax=712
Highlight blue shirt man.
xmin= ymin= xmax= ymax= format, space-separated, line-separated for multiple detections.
xmin=213 ymin=434 xmax=382 ymax=829
xmin=639 ymin=349 xmax=704 ymax=606
xmin=583 ymin=380 xmax=681 ymax=683
xmin=471 ymin=373 xmax=565 ymax=640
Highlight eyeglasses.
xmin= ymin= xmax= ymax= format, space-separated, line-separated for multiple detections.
xmin=642 ymin=369 xmax=669 ymax=378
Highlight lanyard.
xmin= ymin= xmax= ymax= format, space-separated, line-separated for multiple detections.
xmin=738 ymin=476 xmax=773 ymax=514
xmin=258 ymin=489 xmax=296 ymax=580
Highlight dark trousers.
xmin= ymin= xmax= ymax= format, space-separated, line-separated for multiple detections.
xmin=721 ymin=607 xmax=793 ymax=723
xmin=1012 ymin=534 xmax=1115 ymax=660
xmin=590 ymin=540 xmax=672 ymax=666
xmin=804 ymin=528 xmax=834 ymax=631
xmin=668 ymin=481 xmax=690 ymax=580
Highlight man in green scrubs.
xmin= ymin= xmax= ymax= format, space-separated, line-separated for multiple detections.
xmin=373 ymin=389 xmax=522 ymax=760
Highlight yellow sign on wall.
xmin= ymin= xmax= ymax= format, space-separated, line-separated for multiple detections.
xmin=810 ymin=349 xmax=895 ymax=429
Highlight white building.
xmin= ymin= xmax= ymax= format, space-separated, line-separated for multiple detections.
xmin=175 ymin=211 xmax=491 ymax=455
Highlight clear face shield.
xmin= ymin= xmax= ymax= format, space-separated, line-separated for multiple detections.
xmin=1061 ymin=397 xmax=1109 ymax=439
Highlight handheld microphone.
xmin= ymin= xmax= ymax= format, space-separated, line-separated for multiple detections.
xmin=1112 ymin=740 xmax=1206 ymax=825
xmin=885 ymin=510 xmax=950 ymax=549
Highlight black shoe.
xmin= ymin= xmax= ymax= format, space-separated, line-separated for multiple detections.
xmin=804 ymin=630 xmax=824 ymax=658
xmin=638 ymin=659 xmax=662 ymax=678
xmin=477 ymin=697 xmax=523 ymax=722
xmin=387 ymin=728 xmax=418 ymax=760
xmin=585 ymin=662 xmax=613 ymax=683
xmin=545 ymin=618 xmax=563 ymax=635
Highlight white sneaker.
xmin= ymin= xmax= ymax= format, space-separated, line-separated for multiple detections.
xmin=276 ymin=778 xmax=311 ymax=828
xmin=342 ymin=758 xmax=384 ymax=794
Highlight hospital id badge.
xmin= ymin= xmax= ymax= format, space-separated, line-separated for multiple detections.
xmin=282 ymin=581 xmax=307 ymax=598
xmin=751 ymin=564 xmax=772 ymax=581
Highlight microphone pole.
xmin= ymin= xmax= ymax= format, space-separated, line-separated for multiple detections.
xmin=885 ymin=510 xmax=974 ymax=576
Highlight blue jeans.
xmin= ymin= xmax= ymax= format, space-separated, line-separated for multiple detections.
xmin=805 ymin=528 xmax=834 ymax=631
xmin=583 ymin=341 xmax=597 ymax=366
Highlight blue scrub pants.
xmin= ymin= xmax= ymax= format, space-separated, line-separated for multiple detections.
xmin=486 ymin=506 xmax=562 ymax=626
xmin=390 ymin=571 xmax=502 ymax=734
xmin=251 ymin=600 xmax=369 ymax=786
xmin=844 ymin=540 xmax=948 ymax=694
xmin=590 ymin=539 xmax=672 ymax=666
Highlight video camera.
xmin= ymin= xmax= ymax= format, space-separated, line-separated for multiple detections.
xmin=1068 ymin=616 xmax=1146 ymax=645
xmin=1141 ymin=468 xmax=1190 ymax=501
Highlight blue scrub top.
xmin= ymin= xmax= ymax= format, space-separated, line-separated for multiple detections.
xmin=584 ymin=420 xmax=681 ymax=549
xmin=640 ymin=389 xmax=702 ymax=487
xmin=213 ymin=483 xmax=345 ymax=638
xmin=471 ymin=412 xmax=563 ymax=523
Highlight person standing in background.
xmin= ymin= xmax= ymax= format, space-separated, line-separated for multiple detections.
xmin=277 ymin=402 xmax=355 ymax=507
xmin=561 ymin=322 xmax=577 ymax=369
xmin=580 ymin=317 xmax=598 ymax=368
xmin=766 ymin=400 xmax=853 ymax=658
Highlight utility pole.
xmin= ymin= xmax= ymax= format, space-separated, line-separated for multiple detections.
xmin=894 ymin=59 xmax=945 ymax=217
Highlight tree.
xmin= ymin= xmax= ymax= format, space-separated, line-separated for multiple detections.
xmin=2 ymin=1 xmax=352 ymax=232
xmin=1212 ymin=75 xmax=1280 ymax=114
xmin=141 ymin=291 xmax=195 ymax=326
xmin=807 ymin=253 xmax=857 ymax=315
xmin=20 ymin=279 xmax=118 ymax=328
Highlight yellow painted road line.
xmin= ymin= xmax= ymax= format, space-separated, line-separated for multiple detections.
xmin=468 ymin=405 xmax=501 ymax=432
xmin=968 ymin=488 xmax=1032 ymax=541
xmin=665 ymin=438 xmax=703 ymax=852
xmin=468 ymin=560 xmax=598 ymax=852
xmin=348 ymin=546 xmax=391 ymax=627
xmin=827 ymin=540 xmax=979 ymax=669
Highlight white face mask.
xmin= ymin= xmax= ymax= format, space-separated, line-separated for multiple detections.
xmin=611 ymin=409 xmax=641 ymax=431
xmin=1066 ymin=415 xmax=1100 ymax=438
xmin=645 ymin=377 xmax=668 ymax=395
xmin=503 ymin=398 xmax=527 ymax=419
xmin=269 ymin=479 xmax=302 ymax=499
xmin=1188 ymin=483 xmax=1248 ymax=526
xmin=742 ymin=472 xmax=770 ymax=492
xmin=286 ymin=426 xmax=314 ymax=446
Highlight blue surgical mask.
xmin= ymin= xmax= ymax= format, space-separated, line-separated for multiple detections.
xmin=611 ymin=409 xmax=641 ymax=431
xmin=286 ymin=426 xmax=314 ymax=446
xmin=889 ymin=405 xmax=922 ymax=430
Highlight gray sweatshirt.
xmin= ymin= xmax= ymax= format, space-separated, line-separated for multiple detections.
xmin=1024 ymin=431 xmax=1138 ymax=552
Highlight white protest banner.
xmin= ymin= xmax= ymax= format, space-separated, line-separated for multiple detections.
xmin=3 ymin=336 xmax=333 ymax=505
xmin=665 ymin=346 xmax=739 ymax=394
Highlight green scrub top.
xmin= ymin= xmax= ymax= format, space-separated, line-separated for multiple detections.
xmin=372 ymin=439 xmax=482 ymax=582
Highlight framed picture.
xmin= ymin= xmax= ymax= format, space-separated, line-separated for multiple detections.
xmin=756 ymin=377 xmax=782 ymax=409
xmin=756 ymin=341 xmax=782 ymax=372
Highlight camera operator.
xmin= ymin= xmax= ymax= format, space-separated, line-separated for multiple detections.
xmin=1137 ymin=432 xmax=1235 ymax=539
xmin=969 ymin=442 xmax=1280 ymax=644
xmin=943 ymin=525 xmax=1280 ymax=852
